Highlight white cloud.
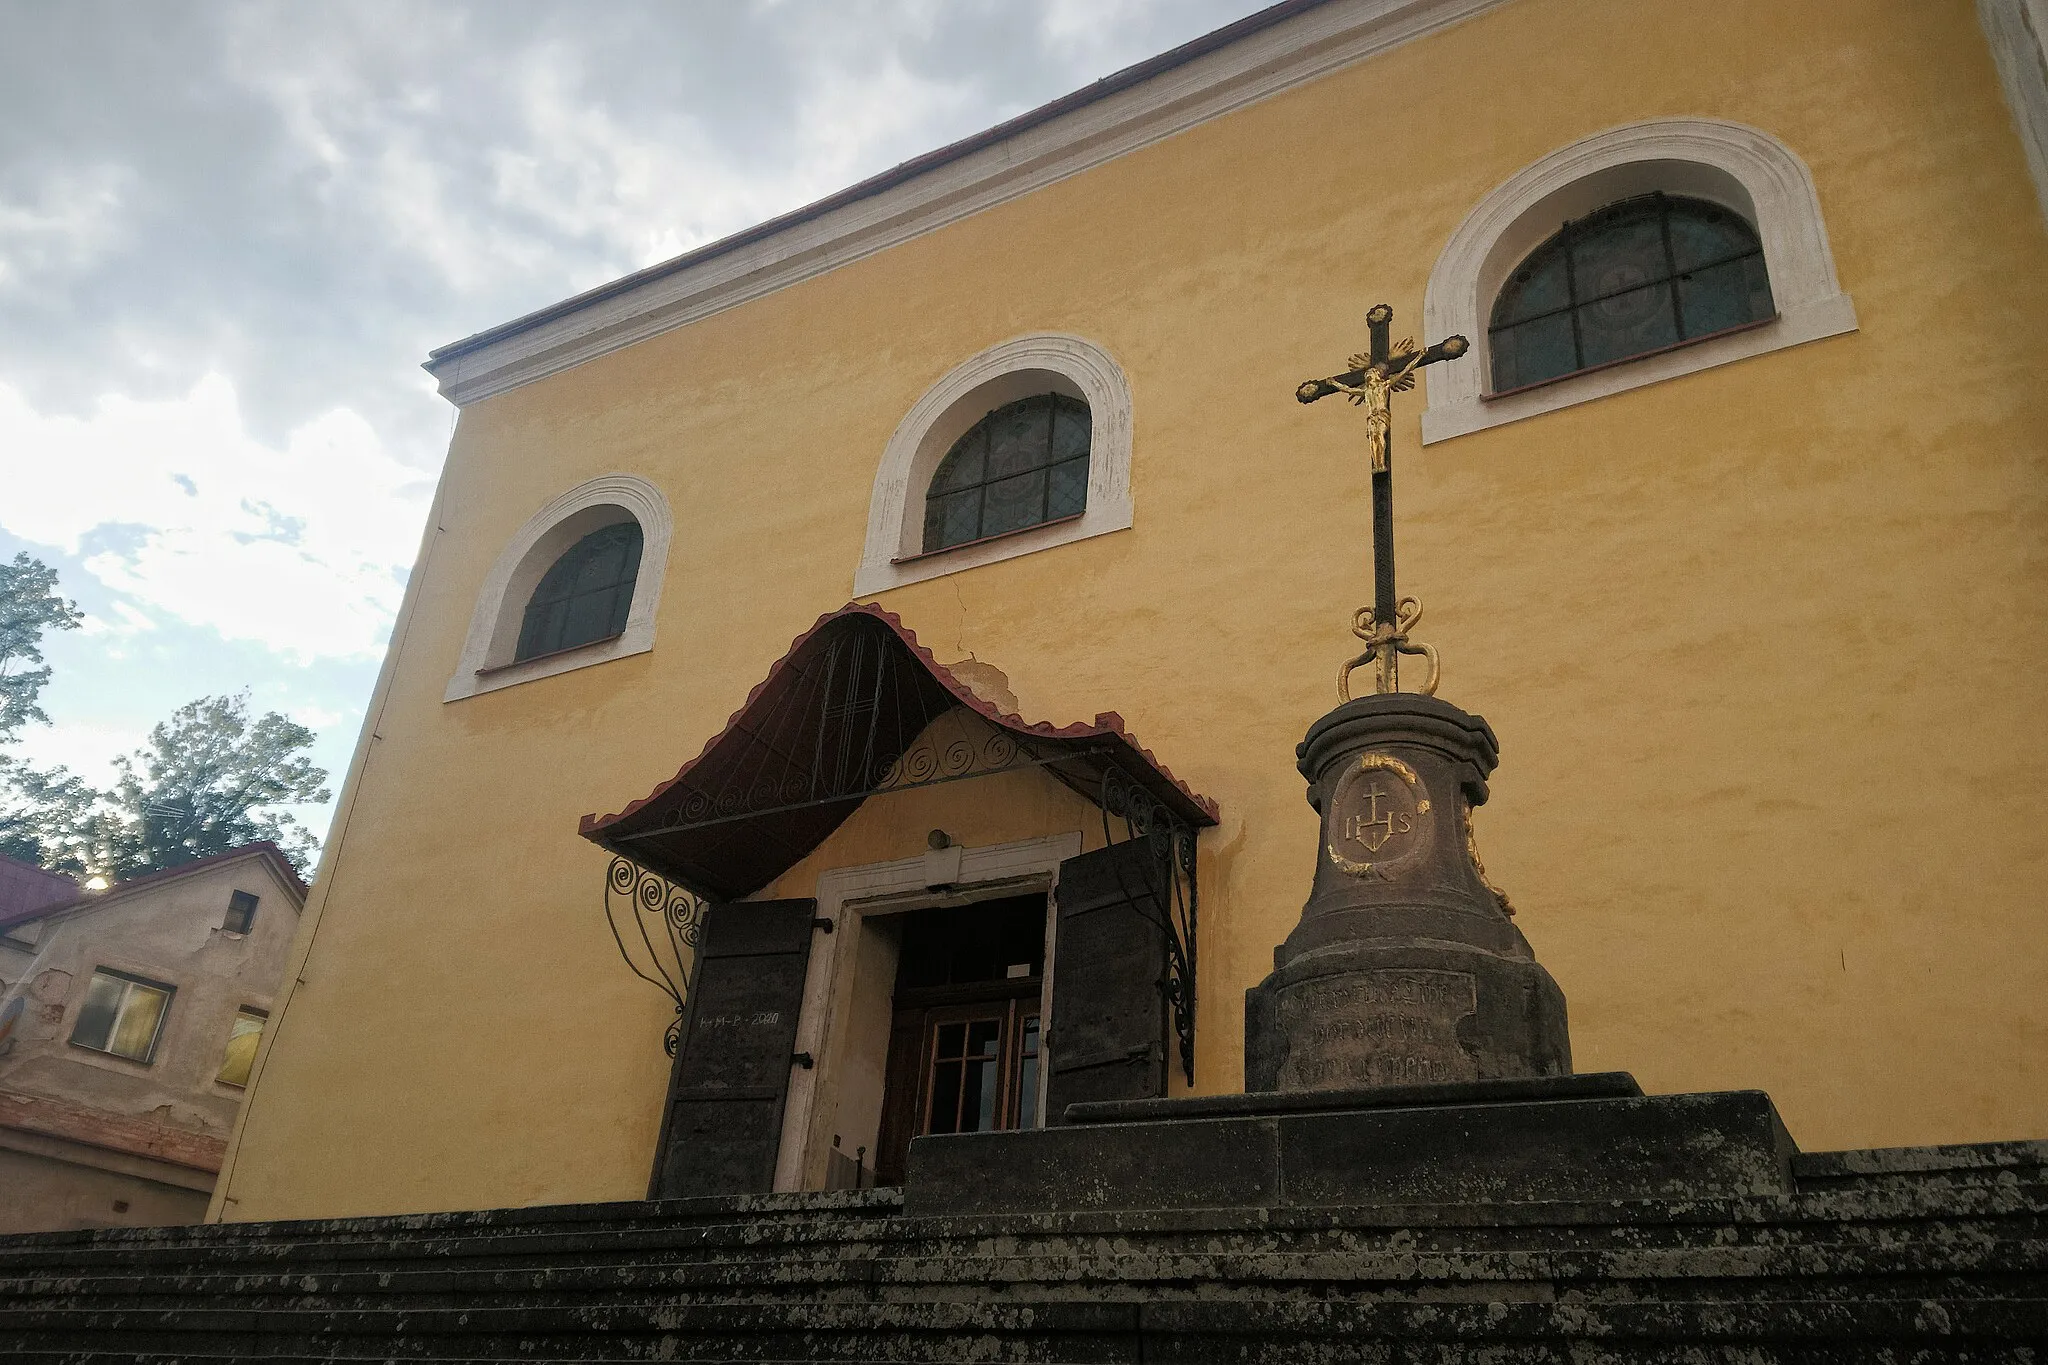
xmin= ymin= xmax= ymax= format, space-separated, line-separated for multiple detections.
xmin=218 ymin=13 xmax=978 ymax=301
xmin=5 ymin=719 xmax=149 ymax=789
xmin=75 ymin=600 xmax=158 ymax=640
xmin=1039 ymin=0 xmax=1176 ymax=69
xmin=290 ymin=704 xmax=355 ymax=732
xmin=0 ymin=165 xmax=134 ymax=298
xmin=0 ymin=376 xmax=433 ymax=664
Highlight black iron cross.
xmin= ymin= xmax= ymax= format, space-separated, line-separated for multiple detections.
xmin=1297 ymin=303 xmax=1469 ymax=698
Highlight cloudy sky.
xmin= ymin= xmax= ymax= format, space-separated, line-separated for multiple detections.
xmin=0 ymin=0 xmax=1268 ymax=848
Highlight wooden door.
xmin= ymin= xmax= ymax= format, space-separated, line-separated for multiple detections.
xmin=649 ymin=898 xmax=817 ymax=1199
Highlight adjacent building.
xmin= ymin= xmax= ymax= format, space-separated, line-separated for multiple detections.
xmin=0 ymin=853 xmax=79 ymax=995
xmin=0 ymin=844 xmax=304 ymax=1232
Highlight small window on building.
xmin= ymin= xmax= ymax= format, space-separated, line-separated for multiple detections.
xmin=514 ymin=520 xmax=644 ymax=663
xmin=216 ymin=1006 xmax=268 ymax=1088
xmin=922 ymin=394 xmax=1090 ymax=554
xmin=70 ymin=969 xmax=174 ymax=1064
xmin=223 ymin=889 xmax=259 ymax=934
xmin=1489 ymin=193 xmax=1774 ymax=394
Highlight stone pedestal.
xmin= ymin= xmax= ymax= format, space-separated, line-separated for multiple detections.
xmin=905 ymin=1075 xmax=1800 ymax=1217
xmin=1244 ymin=693 xmax=1569 ymax=1092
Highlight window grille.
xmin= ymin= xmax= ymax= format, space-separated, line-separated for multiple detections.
xmin=71 ymin=969 xmax=174 ymax=1064
xmin=515 ymin=521 xmax=643 ymax=662
xmin=922 ymin=394 xmax=1090 ymax=554
xmin=1490 ymin=193 xmax=1774 ymax=393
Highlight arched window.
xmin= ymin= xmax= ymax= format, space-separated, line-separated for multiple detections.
xmin=1490 ymin=193 xmax=1773 ymax=393
xmin=1422 ymin=120 xmax=1855 ymax=443
xmin=513 ymin=521 xmax=644 ymax=662
xmin=858 ymin=334 xmax=1131 ymax=595
xmin=921 ymin=394 xmax=1090 ymax=553
xmin=447 ymin=475 xmax=671 ymax=701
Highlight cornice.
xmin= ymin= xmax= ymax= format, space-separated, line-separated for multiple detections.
xmin=423 ymin=0 xmax=1511 ymax=407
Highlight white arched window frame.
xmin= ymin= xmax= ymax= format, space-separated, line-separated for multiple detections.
xmin=1420 ymin=118 xmax=1858 ymax=444
xmin=855 ymin=334 xmax=1133 ymax=596
xmin=444 ymin=473 xmax=673 ymax=701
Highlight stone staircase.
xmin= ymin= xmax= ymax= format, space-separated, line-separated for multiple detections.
xmin=0 ymin=1140 xmax=2042 ymax=1361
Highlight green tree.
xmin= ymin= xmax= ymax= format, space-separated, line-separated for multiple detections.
xmin=0 ymin=552 xmax=88 ymax=870
xmin=0 ymin=557 xmax=330 ymax=879
xmin=0 ymin=551 xmax=83 ymax=743
xmin=93 ymin=695 xmax=331 ymax=879
xmin=0 ymin=763 xmax=99 ymax=874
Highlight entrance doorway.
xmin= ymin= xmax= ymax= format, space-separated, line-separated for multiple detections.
xmin=873 ymin=894 xmax=1045 ymax=1185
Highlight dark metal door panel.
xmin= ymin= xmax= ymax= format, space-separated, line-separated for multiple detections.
xmin=1045 ymin=839 xmax=1167 ymax=1123
xmin=649 ymin=897 xmax=817 ymax=1199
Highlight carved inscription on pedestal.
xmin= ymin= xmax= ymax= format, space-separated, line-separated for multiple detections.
xmin=1275 ymin=968 xmax=1478 ymax=1090
xmin=1326 ymin=752 xmax=1432 ymax=879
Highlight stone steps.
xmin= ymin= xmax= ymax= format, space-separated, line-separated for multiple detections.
xmin=8 ymin=1203 xmax=2039 ymax=1285
xmin=4 ymin=1297 xmax=2047 ymax=1362
xmin=1 ymin=1142 xmax=2043 ymax=1360
xmin=3 ymin=1212 xmax=2044 ymax=1289
xmin=1 ymin=1358 xmax=2041 ymax=1365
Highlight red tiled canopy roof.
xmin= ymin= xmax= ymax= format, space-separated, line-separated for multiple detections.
xmin=579 ymin=604 xmax=1217 ymax=901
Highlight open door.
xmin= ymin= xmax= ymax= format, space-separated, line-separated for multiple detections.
xmin=649 ymin=898 xmax=816 ymax=1199
xmin=1044 ymin=839 xmax=1169 ymax=1122
xmin=870 ymin=896 xmax=1047 ymax=1184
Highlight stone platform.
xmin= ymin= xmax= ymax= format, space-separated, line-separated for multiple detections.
xmin=0 ymin=1136 xmax=2043 ymax=1360
xmin=905 ymin=1074 xmax=1799 ymax=1217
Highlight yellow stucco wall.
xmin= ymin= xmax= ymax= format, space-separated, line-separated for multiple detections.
xmin=214 ymin=0 xmax=2048 ymax=1221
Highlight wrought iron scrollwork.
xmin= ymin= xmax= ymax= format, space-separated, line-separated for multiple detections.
xmin=602 ymin=855 xmax=708 ymax=1056
xmin=612 ymin=627 xmax=1109 ymax=848
xmin=1099 ymin=765 xmax=1199 ymax=1086
xmin=874 ymin=712 xmax=1024 ymax=792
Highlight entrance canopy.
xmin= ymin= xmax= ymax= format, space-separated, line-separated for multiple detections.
xmin=580 ymin=603 xmax=1218 ymax=901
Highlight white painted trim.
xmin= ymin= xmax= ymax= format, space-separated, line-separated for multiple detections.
xmin=1981 ymin=0 xmax=2048 ymax=226
xmin=1420 ymin=118 xmax=1858 ymax=444
xmin=443 ymin=474 xmax=672 ymax=701
xmin=774 ymin=832 xmax=1080 ymax=1192
xmin=854 ymin=334 xmax=1133 ymax=596
xmin=424 ymin=0 xmax=1511 ymax=407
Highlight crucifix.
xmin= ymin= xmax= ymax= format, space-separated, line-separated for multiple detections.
xmin=1297 ymin=302 xmax=1469 ymax=700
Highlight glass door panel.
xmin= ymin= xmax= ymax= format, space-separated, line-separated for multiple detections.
xmin=919 ymin=1002 xmax=1039 ymax=1137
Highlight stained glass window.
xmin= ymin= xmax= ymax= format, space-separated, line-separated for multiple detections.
xmin=1490 ymin=194 xmax=1774 ymax=393
xmin=922 ymin=394 xmax=1090 ymax=554
xmin=71 ymin=969 xmax=174 ymax=1064
xmin=515 ymin=521 xmax=643 ymax=663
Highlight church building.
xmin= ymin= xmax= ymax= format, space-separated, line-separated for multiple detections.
xmin=207 ymin=0 xmax=2048 ymax=1223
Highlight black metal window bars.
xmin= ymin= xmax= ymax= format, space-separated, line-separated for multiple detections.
xmin=515 ymin=521 xmax=643 ymax=663
xmin=1489 ymin=192 xmax=1774 ymax=394
xmin=921 ymin=393 xmax=1091 ymax=554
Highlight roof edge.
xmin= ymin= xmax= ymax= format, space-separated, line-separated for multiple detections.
xmin=2 ymin=842 xmax=309 ymax=929
xmin=427 ymin=0 xmax=1336 ymax=367
xmin=423 ymin=0 xmax=1508 ymax=406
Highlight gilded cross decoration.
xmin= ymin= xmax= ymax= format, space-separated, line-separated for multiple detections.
xmin=1297 ymin=303 xmax=1469 ymax=700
